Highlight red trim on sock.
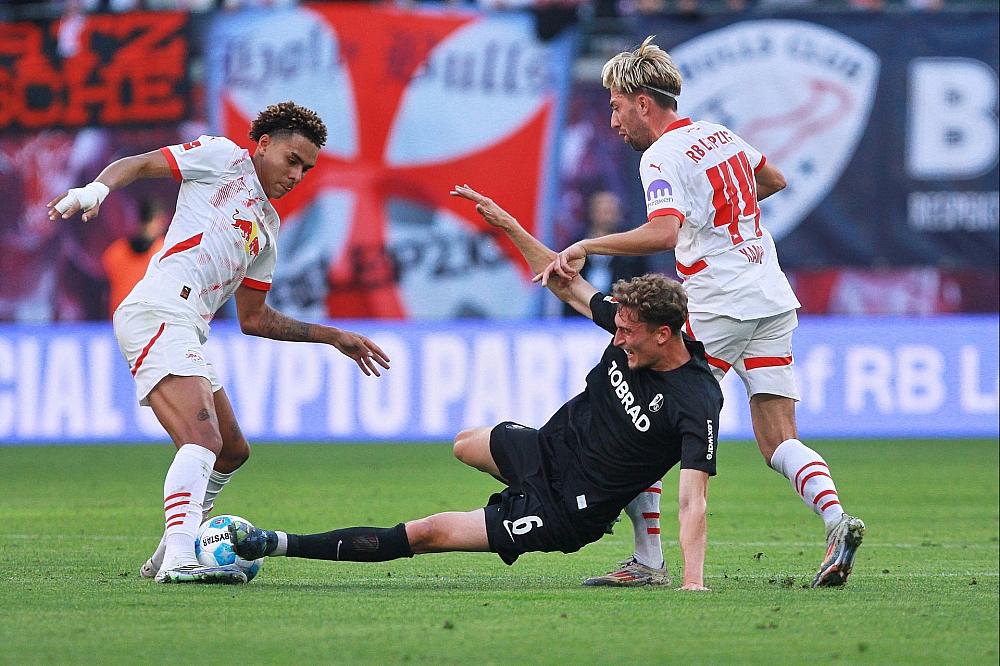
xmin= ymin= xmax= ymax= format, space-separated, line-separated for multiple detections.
xmin=164 ymin=491 xmax=192 ymax=503
xmin=820 ymin=500 xmax=842 ymax=512
xmin=164 ymin=500 xmax=190 ymax=512
xmin=165 ymin=512 xmax=187 ymax=523
xmin=812 ymin=489 xmax=838 ymax=506
xmin=794 ymin=461 xmax=828 ymax=494
xmin=165 ymin=521 xmax=185 ymax=529
xmin=647 ymin=528 xmax=661 ymax=535
xmin=642 ymin=512 xmax=660 ymax=519
xmin=797 ymin=471 xmax=832 ymax=496
xmin=644 ymin=487 xmax=661 ymax=494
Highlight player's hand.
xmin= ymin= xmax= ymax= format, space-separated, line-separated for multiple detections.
xmin=330 ymin=330 xmax=391 ymax=377
xmin=47 ymin=182 xmax=110 ymax=223
xmin=449 ymin=184 xmax=516 ymax=230
xmin=535 ymin=242 xmax=587 ymax=286
xmin=676 ymin=583 xmax=710 ymax=592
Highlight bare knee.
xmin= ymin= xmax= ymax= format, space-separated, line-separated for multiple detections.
xmin=216 ymin=437 xmax=250 ymax=473
xmin=453 ymin=429 xmax=478 ymax=464
xmin=404 ymin=516 xmax=440 ymax=553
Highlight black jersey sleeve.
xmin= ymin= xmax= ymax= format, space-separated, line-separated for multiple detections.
xmin=589 ymin=292 xmax=617 ymax=334
xmin=679 ymin=412 xmax=719 ymax=476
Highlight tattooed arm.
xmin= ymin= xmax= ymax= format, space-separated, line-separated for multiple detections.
xmin=235 ymin=285 xmax=390 ymax=376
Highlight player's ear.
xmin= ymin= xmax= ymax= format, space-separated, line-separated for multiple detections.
xmin=257 ymin=134 xmax=271 ymax=152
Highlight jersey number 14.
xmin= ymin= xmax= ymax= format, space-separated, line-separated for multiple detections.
xmin=706 ymin=151 xmax=762 ymax=246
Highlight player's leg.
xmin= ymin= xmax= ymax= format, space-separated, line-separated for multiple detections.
xmin=114 ymin=310 xmax=242 ymax=582
xmin=740 ymin=311 xmax=865 ymax=587
xmin=141 ymin=388 xmax=250 ymax=577
xmin=205 ymin=388 xmax=250 ymax=515
xmin=453 ymin=426 xmax=505 ymax=480
xmin=229 ymin=509 xmax=490 ymax=561
xmin=145 ymin=375 xmax=245 ymax=583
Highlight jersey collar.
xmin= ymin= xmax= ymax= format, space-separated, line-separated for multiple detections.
xmin=662 ymin=117 xmax=693 ymax=135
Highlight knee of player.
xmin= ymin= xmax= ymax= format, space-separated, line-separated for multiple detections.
xmin=403 ymin=517 xmax=436 ymax=552
xmin=452 ymin=430 xmax=475 ymax=463
xmin=218 ymin=440 xmax=250 ymax=472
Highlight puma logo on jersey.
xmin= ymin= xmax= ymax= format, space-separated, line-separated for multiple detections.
xmin=231 ymin=211 xmax=260 ymax=258
xmin=649 ymin=162 xmax=663 ymax=172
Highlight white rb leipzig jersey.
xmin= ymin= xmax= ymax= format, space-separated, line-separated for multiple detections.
xmin=121 ymin=136 xmax=279 ymax=336
xmin=640 ymin=118 xmax=799 ymax=320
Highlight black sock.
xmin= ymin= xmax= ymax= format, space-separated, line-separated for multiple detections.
xmin=286 ymin=523 xmax=414 ymax=562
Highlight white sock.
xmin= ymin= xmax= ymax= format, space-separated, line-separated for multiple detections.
xmin=161 ymin=444 xmax=216 ymax=570
xmin=273 ymin=531 xmax=288 ymax=556
xmin=148 ymin=469 xmax=234 ymax=571
xmin=625 ymin=481 xmax=664 ymax=569
xmin=769 ymin=439 xmax=844 ymax=531
xmin=202 ymin=469 xmax=234 ymax=521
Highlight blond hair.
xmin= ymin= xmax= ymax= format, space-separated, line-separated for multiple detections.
xmin=601 ymin=35 xmax=682 ymax=108
xmin=612 ymin=273 xmax=688 ymax=333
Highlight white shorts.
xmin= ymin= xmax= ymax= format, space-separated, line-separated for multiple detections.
xmin=113 ymin=304 xmax=221 ymax=406
xmin=685 ymin=310 xmax=800 ymax=401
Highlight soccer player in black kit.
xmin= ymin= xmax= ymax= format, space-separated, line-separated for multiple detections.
xmin=230 ymin=185 xmax=723 ymax=590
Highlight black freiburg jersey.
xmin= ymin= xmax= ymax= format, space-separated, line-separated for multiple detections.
xmin=538 ymin=293 xmax=724 ymax=534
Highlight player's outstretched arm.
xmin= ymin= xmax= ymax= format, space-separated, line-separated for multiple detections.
xmin=755 ymin=162 xmax=786 ymax=201
xmin=450 ymin=185 xmax=598 ymax=317
xmin=537 ymin=214 xmax=680 ymax=286
xmin=235 ymin=286 xmax=390 ymax=377
xmin=677 ymin=468 xmax=710 ymax=591
xmin=46 ymin=149 xmax=173 ymax=223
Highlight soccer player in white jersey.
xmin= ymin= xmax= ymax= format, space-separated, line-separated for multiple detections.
xmin=540 ymin=37 xmax=865 ymax=588
xmin=47 ymin=101 xmax=391 ymax=584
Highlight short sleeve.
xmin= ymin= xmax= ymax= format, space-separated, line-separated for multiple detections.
xmin=679 ymin=411 xmax=719 ymax=476
xmin=243 ymin=241 xmax=275 ymax=291
xmin=589 ymin=292 xmax=617 ymax=334
xmin=160 ymin=135 xmax=241 ymax=184
xmin=732 ymin=131 xmax=766 ymax=173
xmin=639 ymin=150 xmax=690 ymax=225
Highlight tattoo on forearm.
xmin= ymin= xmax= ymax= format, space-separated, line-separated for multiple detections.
xmin=197 ymin=408 xmax=211 ymax=422
xmin=256 ymin=307 xmax=315 ymax=342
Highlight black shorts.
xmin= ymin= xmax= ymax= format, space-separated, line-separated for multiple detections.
xmin=484 ymin=422 xmax=600 ymax=565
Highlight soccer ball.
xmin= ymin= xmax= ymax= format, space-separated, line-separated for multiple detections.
xmin=195 ymin=514 xmax=264 ymax=582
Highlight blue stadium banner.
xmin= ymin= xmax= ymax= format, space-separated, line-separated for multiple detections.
xmin=0 ymin=317 xmax=996 ymax=444
xmin=608 ymin=12 xmax=999 ymax=268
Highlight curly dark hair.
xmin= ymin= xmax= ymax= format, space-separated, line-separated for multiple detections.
xmin=249 ymin=101 xmax=327 ymax=147
xmin=611 ymin=273 xmax=687 ymax=333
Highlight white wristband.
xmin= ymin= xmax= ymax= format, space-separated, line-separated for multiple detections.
xmin=55 ymin=181 xmax=110 ymax=215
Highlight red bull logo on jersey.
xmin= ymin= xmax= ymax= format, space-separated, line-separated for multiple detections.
xmin=231 ymin=211 xmax=260 ymax=258
xmin=670 ymin=20 xmax=879 ymax=240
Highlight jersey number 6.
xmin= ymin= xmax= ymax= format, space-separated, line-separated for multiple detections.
xmin=504 ymin=515 xmax=543 ymax=536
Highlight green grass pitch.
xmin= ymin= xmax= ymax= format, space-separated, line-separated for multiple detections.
xmin=1 ymin=439 xmax=997 ymax=664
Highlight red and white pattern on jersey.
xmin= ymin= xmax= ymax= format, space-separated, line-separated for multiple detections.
xmin=123 ymin=136 xmax=278 ymax=329
xmin=640 ymin=118 xmax=799 ymax=321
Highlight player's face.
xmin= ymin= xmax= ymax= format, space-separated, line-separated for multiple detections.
xmin=609 ymin=90 xmax=653 ymax=152
xmin=254 ymin=132 xmax=319 ymax=199
xmin=612 ymin=307 xmax=662 ymax=370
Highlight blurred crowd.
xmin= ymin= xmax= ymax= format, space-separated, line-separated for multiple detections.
xmin=1 ymin=0 xmax=986 ymax=20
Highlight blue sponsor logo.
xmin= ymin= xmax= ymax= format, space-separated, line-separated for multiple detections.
xmin=646 ymin=179 xmax=672 ymax=201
